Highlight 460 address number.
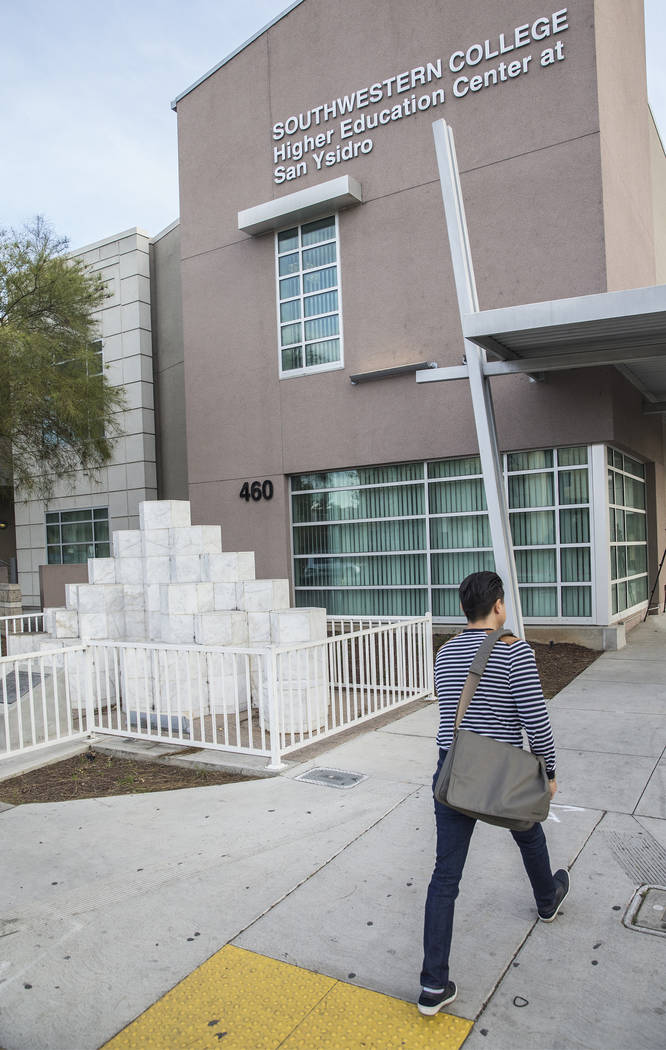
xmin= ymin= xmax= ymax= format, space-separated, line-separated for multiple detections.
xmin=239 ymin=480 xmax=274 ymax=502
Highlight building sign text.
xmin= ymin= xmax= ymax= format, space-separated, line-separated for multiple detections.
xmin=271 ymin=8 xmax=569 ymax=184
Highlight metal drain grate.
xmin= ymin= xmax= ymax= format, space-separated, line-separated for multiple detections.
xmin=606 ymin=830 xmax=666 ymax=886
xmin=623 ymin=885 xmax=666 ymax=938
xmin=294 ymin=767 xmax=367 ymax=789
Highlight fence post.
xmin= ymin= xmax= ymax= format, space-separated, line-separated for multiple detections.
xmin=264 ymin=648 xmax=286 ymax=771
xmin=84 ymin=646 xmax=96 ymax=740
xmin=425 ymin=613 xmax=435 ymax=698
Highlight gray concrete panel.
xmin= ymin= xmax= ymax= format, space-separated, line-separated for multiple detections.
xmin=569 ymin=659 xmax=666 ymax=685
xmin=377 ymin=704 xmax=438 ymax=739
xmin=636 ymin=758 xmax=666 ymax=819
xmin=553 ymin=748 xmax=656 ymax=813
xmin=235 ymin=791 xmax=599 ymax=1020
xmin=600 ymin=620 xmax=666 ymax=656
xmin=0 ymin=776 xmax=413 ymax=1050
xmin=549 ymin=708 xmax=666 ymax=758
xmin=286 ymin=728 xmax=437 ymax=787
xmin=463 ymin=813 xmax=666 ymax=1050
xmin=552 ymin=678 xmax=666 ymax=714
xmin=601 ymin=649 xmax=666 ymax=661
xmin=637 ymin=813 xmax=666 ymax=849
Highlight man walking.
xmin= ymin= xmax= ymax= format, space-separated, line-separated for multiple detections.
xmin=418 ymin=571 xmax=570 ymax=1016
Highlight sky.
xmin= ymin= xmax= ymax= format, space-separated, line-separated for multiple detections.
xmin=3 ymin=0 xmax=666 ymax=252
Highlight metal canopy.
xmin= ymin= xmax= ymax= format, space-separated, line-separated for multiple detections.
xmin=464 ymin=285 xmax=666 ymax=402
xmin=422 ymin=118 xmax=666 ymax=636
xmin=420 ymin=283 xmax=666 ymax=402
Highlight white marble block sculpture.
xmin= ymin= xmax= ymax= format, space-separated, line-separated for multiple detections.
xmin=53 ymin=609 xmax=80 ymax=639
xmin=255 ymin=608 xmax=329 ymax=733
xmin=206 ymin=649 xmax=251 ymax=715
xmin=139 ymin=500 xmax=191 ymax=531
xmin=112 ymin=530 xmax=143 ymax=559
xmin=26 ymin=500 xmax=329 ymax=735
xmin=202 ymin=552 xmax=255 ymax=583
xmin=237 ymin=579 xmax=290 ymax=613
xmin=194 ymin=610 xmax=249 ymax=647
xmin=88 ymin=558 xmax=116 ymax=585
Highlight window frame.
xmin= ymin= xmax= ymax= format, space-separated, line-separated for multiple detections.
xmin=275 ymin=214 xmax=345 ymax=379
xmin=606 ymin=447 xmax=648 ymax=620
xmin=46 ymin=506 xmax=110 ymax=565
xmin=290 ymin=446 xmax=596 ymax=624
xmin=504 ymin=447 xmax=593 ymax=622
xmin=43 ymin=339 xmax=105 ymax=446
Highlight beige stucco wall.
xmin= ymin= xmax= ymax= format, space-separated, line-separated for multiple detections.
xmin=649 ymin=110 xmax=666 ymax=284
xmin=39 ymin=564 xmax=88 ymax=611
xmin=595 ymin=0 xmax=655 ymax=291
xmin=175 ymin=0 xmax=665 ymax=585
xmin=646 ymin=112 xmax=666 ymax=584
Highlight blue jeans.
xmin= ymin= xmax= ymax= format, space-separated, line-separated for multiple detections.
xmin=420 ymin=748 xmax=557 ymax=991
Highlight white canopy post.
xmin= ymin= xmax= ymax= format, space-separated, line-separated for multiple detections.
xmin=432 ymin=119 xmax=524 ymax=637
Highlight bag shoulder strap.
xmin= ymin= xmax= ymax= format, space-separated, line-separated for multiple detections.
xmin=453 ymin=628 xmax=513 ymax=731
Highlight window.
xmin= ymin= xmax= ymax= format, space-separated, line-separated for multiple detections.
xmin=429 ymin=456 xmax=494 ymax=617
xmin=291 ymin=446 xmax=593 ymax=621
xmin=276 ymin=216 xmax=343 ymax=376
xmin=507 ymin=446 xmax=591 ymax=618
xmin=607 ymin=448 xmax=648 ymax=615
xmin=46 ymin=507 xmax=110 ymax=564
xmin=44 ymin=340 xmax=105 ymax=445
xmin=292 ymin=463 xmax=427 ymax=616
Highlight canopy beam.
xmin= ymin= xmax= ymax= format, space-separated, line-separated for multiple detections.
xmin=432 ymin=119 xmax=524 ymax=637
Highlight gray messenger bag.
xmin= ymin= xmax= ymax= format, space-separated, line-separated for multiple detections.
xmin=434 ymin=627 xmax=551 ymax=831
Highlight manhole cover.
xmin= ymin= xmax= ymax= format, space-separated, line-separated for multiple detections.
xmin=294 ymin=767 xmax=367 ymax=789
xmin=623 ymin=885 xmax=666 ymax=938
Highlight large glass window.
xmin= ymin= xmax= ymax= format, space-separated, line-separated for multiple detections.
xmin=608 ymin=449 xmax=648 ymax=615
xmin=46 ymin=508 xmax=110 ymax=564
xmin=291 ymin=464 xmax=427 ymax=616
xmin=292 ymin=447 xmax=594 ymax=621
xmin=276 ymin=216 xmax=342 ymax=376
xmin=429 ymin=456 xmax=494 ymax=617
xmin=508 ymin=446 xmax=592 ymax=619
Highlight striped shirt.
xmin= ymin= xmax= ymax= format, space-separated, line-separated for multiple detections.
xmin=435 ymin=629 xmax=556 ymax=776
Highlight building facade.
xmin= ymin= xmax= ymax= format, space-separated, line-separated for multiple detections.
xmin=10 ymin=0 xmax=666 ymax=633
xmin=170 ymin=0 xmax=666 ymax=630
xmin=12 ymin=225 xmax=187 ymax=608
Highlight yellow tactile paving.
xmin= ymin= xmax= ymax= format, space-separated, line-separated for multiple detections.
xmin=101 ymin=945 xmax=335 ymax=1050
xmin=101 ymin=944 xmax=473 ymax=1050
xmin=281 ymin=979 xmax=473 ymax=1050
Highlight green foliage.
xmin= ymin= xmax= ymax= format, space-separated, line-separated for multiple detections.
xmin=0 ymin=217 xmax=125 ymax=497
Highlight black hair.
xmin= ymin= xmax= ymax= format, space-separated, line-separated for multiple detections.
xmin=459 ymin=571 xmax=504 ymax=622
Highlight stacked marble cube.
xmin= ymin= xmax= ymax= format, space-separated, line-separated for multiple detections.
xmin=34 ymin=500 xmax=329 ymax=731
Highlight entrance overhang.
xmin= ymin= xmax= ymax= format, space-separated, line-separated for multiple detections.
xmin=422 ymin=118 xmax=666 ymax=637
xmin=419 ymin=283 xmax=666 ymax=404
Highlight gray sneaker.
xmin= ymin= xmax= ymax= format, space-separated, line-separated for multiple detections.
xmin=538 ymin=869 xmax=570 ymax=922
xmin=417 ymin=981 xmax=457 ymax=1015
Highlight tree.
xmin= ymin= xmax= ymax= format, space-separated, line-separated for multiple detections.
xmin=0 ymin=217 xmax=125 ymax=498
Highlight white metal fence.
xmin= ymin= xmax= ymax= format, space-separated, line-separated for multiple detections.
xmin=0 ymin=613 xmax=45 ymax=637
xmin=0 ymin=612 xmax=45 ymax=657
xmin=0 ymin=645 xmax=91 ymax=759
xmin=0 ymin=615 xmax=433 ymax=769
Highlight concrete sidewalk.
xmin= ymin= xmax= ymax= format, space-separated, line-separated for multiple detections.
xmin=1 ymin=619 xmax=665 ymax=1050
